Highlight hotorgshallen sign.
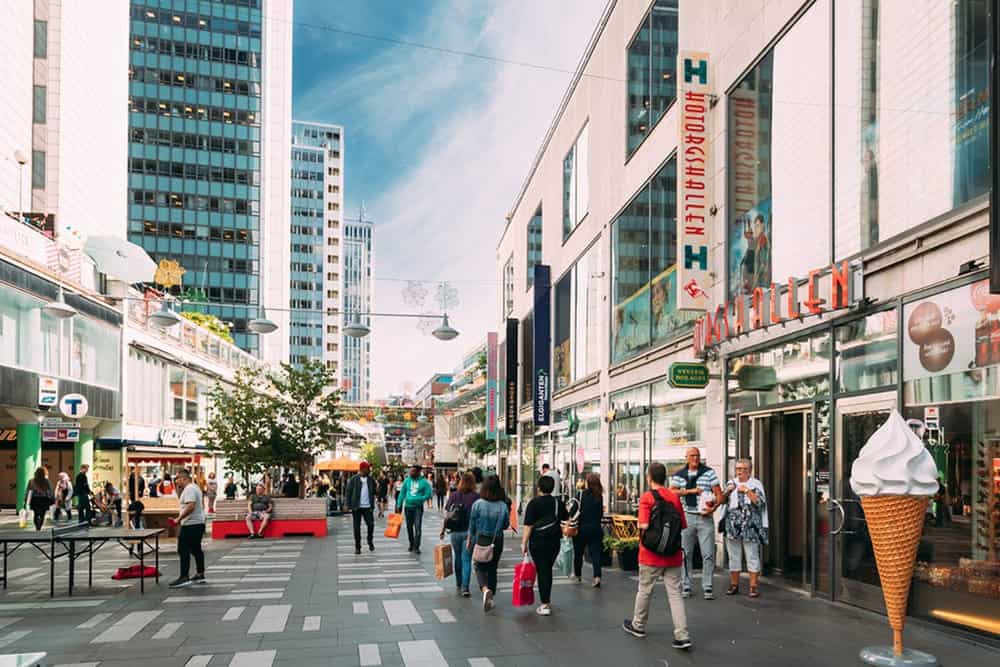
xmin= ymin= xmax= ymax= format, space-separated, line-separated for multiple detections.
xmin=668 ymin=362 xmax=710 ymax=389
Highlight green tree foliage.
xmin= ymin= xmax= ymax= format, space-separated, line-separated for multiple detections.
xmin=361 ymin=442 xmax=382 ymax=477
xmin=180 ymin=310 xmax=234 ymax=343
xmin=463 ymin=430 xmax=496 ymax=457
xmin=198 ymin=366 xmax=273 ymax=478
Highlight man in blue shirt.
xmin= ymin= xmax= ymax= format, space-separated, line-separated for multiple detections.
xmin=396 ymin=465 xmax=434 ymax=554
xmin=346 ymin=461 xmax=377 ymax=554
xmin=670 ymin=447 xmax=722 ymax=599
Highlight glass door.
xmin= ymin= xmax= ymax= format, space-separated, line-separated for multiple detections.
xmin=611 ymin=430 xmax=646 ymax=514
xmin=831 ymin=392 xmax=896 ymax=611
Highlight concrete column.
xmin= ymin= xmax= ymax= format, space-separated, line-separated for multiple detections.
xmin=15 ymin=422 xmax=41 ymax=511
xmin=75 ymin=430 xmax=94 ymax=474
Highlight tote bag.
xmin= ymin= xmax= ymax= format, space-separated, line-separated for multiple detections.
xmin=384 ymin=512 xmax=403 ymax=539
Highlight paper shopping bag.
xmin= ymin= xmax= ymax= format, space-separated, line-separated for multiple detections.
xmin=512 ymin=556 xmax=536 ymax=607
xmin=434 ymin=543 xmax=454 ymax=579
xmin=384 ymin=512 xmax=402 ymax=539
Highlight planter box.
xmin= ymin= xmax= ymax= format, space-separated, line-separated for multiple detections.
xmin=618 ymin=548 xmax=639 ymax=572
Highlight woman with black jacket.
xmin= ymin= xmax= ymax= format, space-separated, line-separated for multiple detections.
xmin=572 ymin=473 xmax=605 ymax=587
xmin=521 ymin=475 xmax=569 ymax=616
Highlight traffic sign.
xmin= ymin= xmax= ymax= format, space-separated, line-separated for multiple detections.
xmin=668 ymin=362 xmax=710 ymax=389
xmin=59 ymin=393 xmax=89 ymax=419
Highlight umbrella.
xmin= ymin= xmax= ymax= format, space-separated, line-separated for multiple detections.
xmin=84 ymin=235 xmax=157 ymax=284
xmin=315 ymin=457 xmax=361 ymax=472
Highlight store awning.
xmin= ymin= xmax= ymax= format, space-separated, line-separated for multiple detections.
xmin=315 ymin=457 xmax=361 ymax=472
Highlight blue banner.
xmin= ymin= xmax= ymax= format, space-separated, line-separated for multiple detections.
xmin=533 ymin=264 xmax=551 ymax=426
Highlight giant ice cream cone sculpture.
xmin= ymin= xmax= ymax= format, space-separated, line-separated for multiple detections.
xmin=850 ymin=411 xmax=938 ymax=658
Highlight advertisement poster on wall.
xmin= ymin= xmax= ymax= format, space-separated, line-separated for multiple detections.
xmin=903 ymin=278 xmax=1000 ymax=382
xmin=612 ymin=285 xmax=650 ymax=364
xmin=728 ymin=197 xmax=772 ymax=298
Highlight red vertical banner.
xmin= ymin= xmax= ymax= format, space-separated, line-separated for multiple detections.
xmin=486 ymin=331 xmax=498 ymax=439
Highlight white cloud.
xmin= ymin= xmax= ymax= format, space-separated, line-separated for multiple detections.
xmin=363 ymin=0 xmax=608 ymax=396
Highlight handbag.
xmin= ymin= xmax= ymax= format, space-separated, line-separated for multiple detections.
xmin=512 ymin=555 xmax=536 ymax=607
xmin=562 ymin=494 xmax=581 ymax=538
xmin=434 ymin=543 xmax=454 ymax=579
xmin=472 ymin=512 xmax=502 ymax=564
xmin=384 ymin=512 xmax=403 ymax=539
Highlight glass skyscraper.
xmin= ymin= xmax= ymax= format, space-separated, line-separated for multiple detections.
xmin=127 ymin=0 xmax=265 ymax=354
xmin=343 ymin=215 xmax=372 ymax=403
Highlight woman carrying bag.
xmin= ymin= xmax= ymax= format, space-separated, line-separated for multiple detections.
xmin=467 ymin=475 xmax=509 ymax=613
xmin=521 ymin=475 xmax=568 ymax=616
xmin=440 ymin=472 xmax=479 ymax=597
xmin=25 ymin=467 xmax=54 ymax=531
xmin=572 ymin=473 xmax=605 ymax=587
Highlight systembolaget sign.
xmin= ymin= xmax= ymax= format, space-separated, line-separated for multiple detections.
xmin=693 ymin=261 xmax=858 ymax=356
xmin=677 ymin=50 xmax=713 ymax=311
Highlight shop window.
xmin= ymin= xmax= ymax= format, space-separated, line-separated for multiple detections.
xmin=527 ymin=206 xmax=542 ymax=287
xmin=728 ymin=329 xmax=832 ymax=412
xmin=562 ymin=124 xmax=589 ymax=239
xmin=554 ymin=243 xmax=601 ymax=390
xmin=611 ymin=157 xmax=696 ymax=364
xmin=836 ymin=310 xmax=898 ymax=393
xmin=834 ymin=0 xmax=990 ymax=259
xmin=727 ymin=0 xmax=830 ymax=299
xmin=554 ymin=272 xmax=572 ymax=390
xmin=626 ymin=0 xmax=678 ymax=156
xmin=70 ymin=317 xmax=119 ymax=388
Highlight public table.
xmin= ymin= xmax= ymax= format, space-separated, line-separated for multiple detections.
xmin=0 ymin=523 xmax=164 ymax=596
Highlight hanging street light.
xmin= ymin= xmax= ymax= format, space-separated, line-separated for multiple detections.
xmin=248 ymin=308 xmax=278 ymax=335
xmin=344 ymin=319 xmax=371 ymax=338
xmin=42 ymin=287 xmax=77 ymax=320
xmin=432 ymin=314 xmax=459 ymax=341
xmin=149 ymin=299 xmax=182 ymax=328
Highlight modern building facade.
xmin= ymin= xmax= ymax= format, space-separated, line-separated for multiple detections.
xmin=342 ymin=213 xmax=373 ymax=403
xmin=126 ymin=0 xmax=291 ymax=363
xmin=497 ymin=0 xmax=995 ymax=641
xmin=289 ymin=120 xmax=343 ymax=380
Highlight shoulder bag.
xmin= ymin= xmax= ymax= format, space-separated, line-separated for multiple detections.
xmin=472 ymin=507 xmax=502 ymax=563
xmin=561 ymin=493 xmax=581 ymax=537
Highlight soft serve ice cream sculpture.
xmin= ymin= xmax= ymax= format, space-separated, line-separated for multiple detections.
xmin=850 ymin=410 xmax=938 ymax=657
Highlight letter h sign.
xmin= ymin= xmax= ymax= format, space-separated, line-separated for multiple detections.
xmin=684 ymin=57 xmax=708 ymax=85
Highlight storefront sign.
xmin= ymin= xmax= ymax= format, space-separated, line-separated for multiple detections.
xmin=91 ymin=449 xmax=121 ymax=487
xmin=58 ymin=393 xmax=89 ymax=419
xmin=677 ymin=50 xmax=713 ymax=311
xmin=668 ymin=362 xmax=710 ymax=389
xmin=693 ymin=261 xmax=857 ymax=356
xmin=159 ymin=428 xmax=200 ymax=448
xmin=505 ymin=318 xmax=519 ymax=435
xmin=533 ymin=264 xmax=552 ymax=426
xmin=923 ymin=406 xmax=940 ymax=430
xmin=42 ymin=428 xmax=80 ymax=443
xmin=486 ymin=331 xmax=498 ymax=439
xmin=576 ymin=447 xmax=585 ymax=474
xmin=37 ymin=376 xmax=58 ymax=409
xmin=0 ymin=430 xmax=16 ymax=443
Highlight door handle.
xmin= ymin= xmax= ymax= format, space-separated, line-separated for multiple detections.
xmin=828 ymin=499 xmax=846 ymax=535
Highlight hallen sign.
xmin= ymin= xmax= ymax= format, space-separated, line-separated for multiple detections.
xmin=693 ymin=261 xmax=859 ymax=356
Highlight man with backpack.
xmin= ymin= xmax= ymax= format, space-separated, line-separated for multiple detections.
xmin=623 ymin=462 xmax=691 ymax=650
xmin=670 ymin=447 xmax=723 ymax=599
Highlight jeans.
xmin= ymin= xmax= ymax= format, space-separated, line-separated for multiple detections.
xmin=404 ymin=504 xmax=424 ymax=550
xmin=529 ymin=538 xmax=560 ymax=604
xmin=573 ymin=525 xmax=604 ymax=578
xmin=178 ymin=523 xmax=206 ymax=579
xmin=436 ymin=494 xmax=445 ymax=510
xmin=353 ymin=507 xmax=374 ymax=549
xmin=726 ymin=537 xmax=761 ymax=573
xmin=631 ymin=564 xmax=689 ymax=640
xmin=450 ymin=531 xmax=472 ymax=591
xmin=474 ymin=534 xmax=504 ymax=592
xmin=77 ymin=497 xmax=91 ymax=524
xmin=681 ymin=513 xmax=716 ymax=591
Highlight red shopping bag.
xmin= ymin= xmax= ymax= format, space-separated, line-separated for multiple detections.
xmin=111 ymin=564 xmax=161 ymax=580
xmin=512 ymin=556 xmax=536 ymax=607
xmin=384 ymin=512 xmax=402 ymax=539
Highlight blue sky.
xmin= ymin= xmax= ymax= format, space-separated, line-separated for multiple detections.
xmin=292 ymin=0 xmax=606 ymax=397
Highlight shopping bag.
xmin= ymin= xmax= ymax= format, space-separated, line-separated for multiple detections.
xmin=111 ymin=564 xmax=161 ymax=580
xmin=512 ymin=556 xmax=536 ymax=607
xmin=434 ymin=543 xmax=454 ymax=579
xmin=18 ymin=509 xmax=26 ymax=529
xmin=508 ymin=506 xmax=518 ymax=533
xmin=555 ymin=536 xmax=574 ymax=576
xmin=384 ymin=512 xmax=402 ymax=539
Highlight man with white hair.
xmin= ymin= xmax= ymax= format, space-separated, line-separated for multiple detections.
xmin=670 ymin=447 xmax=722 ymax=600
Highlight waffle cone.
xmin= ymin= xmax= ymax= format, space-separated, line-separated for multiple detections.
xmin=861 ymin=495 xmax=928 ymax=655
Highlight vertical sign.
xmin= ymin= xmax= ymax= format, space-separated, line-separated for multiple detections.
xmin=486 ymin=331 xmax=498 ymax=439
xmin=504 ymin=318 xmax=519 ymax=435
xmin=677 ymin=50 xmax=713 ymax=311
xmin=533 ymin=264 xmax=552 ymax=426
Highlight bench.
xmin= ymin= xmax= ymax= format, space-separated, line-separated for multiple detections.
xmin=211 ymin=498 xmax=328 ymax=538
xmin=133 ymin=497 xmax=181 ymax=537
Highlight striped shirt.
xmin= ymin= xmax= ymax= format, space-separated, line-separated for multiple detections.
xmin=670 ymin=465 xmax=721 ymax=512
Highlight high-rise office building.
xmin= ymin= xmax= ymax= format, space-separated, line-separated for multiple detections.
xmin=289 ymin=120 xmax=343 ymax=381
xmin=126 ymin=0 xmax=291 ymax=362
xmin=342 ymin=213 xmax=373 ymax=404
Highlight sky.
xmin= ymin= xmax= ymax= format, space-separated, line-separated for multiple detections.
xmin=291 ymin=0 xmax=607 ymax=398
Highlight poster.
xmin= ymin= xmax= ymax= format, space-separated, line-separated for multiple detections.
xmin=612 ymin=285 xmax=650 ymax=364
xmin=728 ymin=197 xmax=772 ymax=297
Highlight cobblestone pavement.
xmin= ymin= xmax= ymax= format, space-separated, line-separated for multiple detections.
xmin=0 ymin=509 xmax=996 ymax=666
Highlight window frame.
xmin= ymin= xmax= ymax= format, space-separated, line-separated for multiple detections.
xmin=526 ymin=203 xmax=543 ymax=290
xmin=562 ymin=122 xmax=590 ymax=242
xmin=625 ymin=0 xmax=679 ymax=161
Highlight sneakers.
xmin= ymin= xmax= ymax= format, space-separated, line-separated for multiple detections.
xmin=369 ymin=543 xmax=375 ymax=552
xmin=191 ymin=574 xmax=207 ymax=585
xmin=536 ymin=604 xmax=551 ymax=616
xmin=569 ymin=575 xmax=582 ymax=583
xmin=682 ymin=587 xmax=692 ymax=598
xmin=482 ymin=589 xmax=494 ymax=612
xmin=461 ymin=589 xmax=471 ymax=598
xmin=168 ymin=576 xmax=192 ymax=589
xmin=622 ymin=619 xmax=646 ymax=638
xmin=355 ymin=547 xmax=361 ymax=555
xmin=704 ymin=589 xmax=714 ymax=600
xmin=672 ymin=638 xmax=693 ymax=650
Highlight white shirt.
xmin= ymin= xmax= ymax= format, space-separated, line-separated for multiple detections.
xmin=359 ymin=475 xmax=371 ymax=508
xmin=179 ymin=484 xmax=205 ymax=526
xmin=545 ymin=468 xmax=562 ymax=497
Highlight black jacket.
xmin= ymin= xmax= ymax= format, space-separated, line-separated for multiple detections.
xmin=345 ymin=474 xmax=377 ymax=510
xmin=74 ymin=472 xmax=91 ymax=499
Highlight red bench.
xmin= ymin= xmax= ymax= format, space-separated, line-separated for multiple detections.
xmin=211 ymin=498 xmax=328 ymax=538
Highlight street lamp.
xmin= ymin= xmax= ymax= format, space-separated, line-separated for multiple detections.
xmin=344 ymin=319 xmax=371 ymax=338
xmin=248 ymin=308 xmax=278 ymax=334
xmin=432 ymin=314 xmax=459 ymax=341
xmin=14 ymin=150 xmax=27 ymax=218
xmin=149 ymin=300 xmax=182 ymax=328
xmin=42 ymin=286 xmax=77 ymax=320
xmin=342 ymin=312 xmax=459 ymax=340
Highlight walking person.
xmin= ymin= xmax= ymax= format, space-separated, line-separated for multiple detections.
xmin=541 ymin=464 xmax=562 ymax=500
xmin=25 ymin=467 xmax=54 ymax=531
xmin=623 ymin=462 xmax=691 ymax=650
xmin=74 ymin=464 xmax=93 ymax=525
xmin=468 ymin=475 xmax=509 ymax=612
xmin=439 ymin=472 xmax=479 ymax=597
xmin=345 ymin=461 xmax=377 ymax=554
xmin=376 ymin=472 xmax=390 ymax=518
xmin=393 ymin=475 xmax=404 ymax=511
xmin=128 ymin=467 xmax=146 ymax=502
xmin=205 ymin=472 xmax=218 ymax=513
xmin=721 ymin=459 xmax=768 ymax=598
xmin=521 ymin=475 xmax=568 ymax=616
xmin=53 ymin=471 xmax=73 ymax=522
xmin=434 ymin=473 xmax=447 ymax=511
xmin=169 ymin=469 xmax=207 ymax=588
xmin=572 ymin=473 xmax=605 ymax=587
xmin=670 ymin=447 xmax=723 ymax=599
xmin=397 ymin=465 xmax=434 ymax=554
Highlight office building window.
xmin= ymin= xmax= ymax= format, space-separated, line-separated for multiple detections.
xmin=33 ymin=20 xmax=47 ymax=58
xmin=563 ymin=124 xmax=589 ymax=239
xmin=31 ymin=151 xmax=45 ymax=189
xmin=554 ymin=242 xmax=601 ymax=389
xmin=627 ymin=0 xmax=678 ymax=156
xmin=834 ymin=0 xmax=989 ymax=258
xmin=32 ymin=85 xmax=46 ymax=123
xmin=503 ymin=255 xmax=515 ymax=317
xmin=727 ymin=0 xmax=830 ymax=299
xmin=527 ymin=206 xmax=542 ymax=287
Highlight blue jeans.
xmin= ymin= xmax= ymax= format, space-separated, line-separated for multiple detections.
xmin=682 ymin=513 xmax=716 ymax=591
xmin=404 ymin=504 xmax=424 ymax=550
xmin=450 ymin=531 xmax=472 ymax=591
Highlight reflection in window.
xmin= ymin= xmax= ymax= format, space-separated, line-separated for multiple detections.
xmin=626 ymin=0 xmax=678 ymax=156
xmin=527 ymin=206 xmax=542 ymax=287
xmin=502 ymin=255 xmax=514 ymax=317
xmin=562 ymin=124 xmax=589 ymax=239
xmin=728 ymin=329 xmax=832 ymax=412
xmin=554 ymin=272 xmax=572 ymax=390
xmin=834 ymin=0 xmax=989 ymax=258
xmin=836 ymin=310 xmax=898 ymax=392
xmin=727 ymin=0 xmax=830 ymax=298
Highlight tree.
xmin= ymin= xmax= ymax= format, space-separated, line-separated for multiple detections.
xmin=180 ymin=310 xmax=234 ymax=343
xmin=361 ymin=442 xmax=382 ymax=477
xmin=198 ymin=366 xmax=273 ymax=481
xmin=463 ymin=430 xmax=496 ymax=457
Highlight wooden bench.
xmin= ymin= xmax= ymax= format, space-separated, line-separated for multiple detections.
xmin=211 ymin=498 xmax=328 ymax=539
xmin=134 ymin=497 xmax=181 ymax=537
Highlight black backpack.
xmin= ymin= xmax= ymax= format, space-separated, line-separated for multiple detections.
xmin=444 ymin=497 xmax=469 ymax=532
xmin=641 ymin=489 xmax=683 ymax=556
